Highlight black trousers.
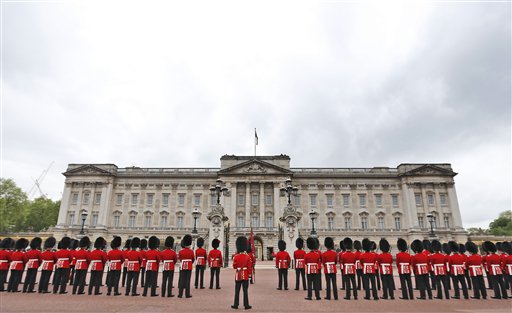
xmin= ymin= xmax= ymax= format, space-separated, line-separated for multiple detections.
xmin=178 ymin=269 xmax=192 ymax=297
xmin=23 ymin=268 xmax=38 ymax=292
xmin=343 ymin=274 xmax=357 ymax=299
xmin=7 ymin=270 xmax=23 ymax=292
xmin=0 ymin=269 xmax=7 ymax=291
xmin=486 ymin=270 xmax=493 ymax=289
xmin=489 ymin=274 xmax=508 ymax=299
xmin=140 ymin=268 xmax=146 ymax=287
xmin=324 ymin=273 xmax=338 ymax=299
xmin=465 ymin=270 xmax=472 ymax=289
xmin=295 ymin=268 xmax=306 ymax=290
xmin=38 ymin=270 xmax=52 ymax=293
xmin=53 ymin=268 xmax=70 ymax=294
xmin=162 ymin=270 xmax=175 ymax=297
xmin=233 ymin=280 xmax=249 ymax=308
xmin=143 ymin=270 xmax=158 ymax=296
xmin=306 ymin=273 xmax=320 ymax=299
xmin=107 ymin=270 xmax=121 ymax=294
xmin=433 ymin=275 xmax=450 ymax=299
xmin=362 ymin=273 xmax=378 ymax=299
xmin=277 ymin=269 xmax=288 ymax=289
xmin=72 ymin=269 xmax=87 ymax=294
xmin=430 ymin=272 xmax=436 ymax=290
xmin=195 ymin=265 xmax=205 ymax=288
xmin=503 ymin=274 xmax=511 ymax=293
xmin=376 ymin=271 xmax=381 ymax=290
xmin=89 ymin=270 xmax=103 ymax=295
xmin=399 ymin=273 xmax=414 ymax=299
xmin=210 ymin=268 xmax=220 ymax=289
xmin=125 ymin=271 xmax=140 ymax=295
xmin=381 ymin=274 xmax=394 ymax=299
xmin=69 ymin=266 xmax=75 ymax=285
xmin=470 ymin=275 xmax=487 ymax=299
xmin=356 ymin=269 xmax=363 ymax=290
xmin=451 ymin=274 xmax=468 ymax=299
xmin=416 ymin=274 xmax=433 ymax=299
xmin=122 ymin=267 xmax=128 ymax=287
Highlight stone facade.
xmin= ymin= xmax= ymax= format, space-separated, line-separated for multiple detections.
xmin=54 ymin=155 xmax=467 ymax=260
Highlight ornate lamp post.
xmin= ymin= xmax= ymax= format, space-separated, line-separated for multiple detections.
xmin=426 ymin=213 xmax=436 ymax=238
xmin=192 ymin=208 xmax=202 ymax=234
xmin=210 ymin=179 xmax=228 ymax=205
xmin=280 ymin=179 xmax=298 ymax=205
xmin=80 ymin=210 xmax=88 ymax=235
xmin=309 ymin=209 xmax=319 ymax=237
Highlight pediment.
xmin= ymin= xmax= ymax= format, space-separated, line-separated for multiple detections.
xmin=64 ymin=165 xmax=114 ymax=177
xmin=400 ymin=164 xmax=456 ymax=177
xmin=218 ymin=159 xmax=293 ymax=175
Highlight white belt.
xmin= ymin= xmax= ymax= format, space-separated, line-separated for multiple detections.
xmin=42 ymin=260 xmax=52 ymax=264
xmin=163 ymin=260 xmax=174 ymax=264
xmin=11 ymin=261 xmax=22 ymax=265
xmin=110 ymin=260 xmax=121 ymax=263
xmin=326 ymin=262 xmax=335 ymax=265
xmin=0 ymin=260 xmax=8 ymax=263
xmin=91 ymin=260 xmax=102 ymax=264
xmin=128 ymin=261 xmax=138 ymax=264
xmin=147 ymin=260 xmax=157 ymax=264
xmin=58 ymin=258 xmax=68 ymax=261
xmin=236 ymin=267 xmax=247 ymax=271
xmin=28 ymin=258 xmax=38 ymax=261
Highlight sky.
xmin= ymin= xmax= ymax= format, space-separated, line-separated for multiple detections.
xmin=1 ymin=0 xmax=510 ymax=229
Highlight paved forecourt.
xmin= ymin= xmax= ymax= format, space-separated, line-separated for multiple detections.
xmin=1 ymin=264 xmax=511 ymax=313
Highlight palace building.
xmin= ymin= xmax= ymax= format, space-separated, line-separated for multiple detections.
xmin=54 ymin=155 xmax=467 ymax=260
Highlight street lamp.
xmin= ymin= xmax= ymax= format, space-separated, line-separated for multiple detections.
xmin=426 ymin=213 xmax=436 ymax=238
xmin=309 ymin=209 xmax=319 ymax=236
xmin=210 ymin=179 xmax=228 ymax=205
xmin=280 ymin=179 xmax=299 ymax=205
xmin=192 ymin=208 xmax=202 ymax=234
xmin=80 ymin=210 xmax=88 ymax=235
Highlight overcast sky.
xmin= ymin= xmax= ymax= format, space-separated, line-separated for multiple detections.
xmin=2 ymin=1 xmax=510 ymax=229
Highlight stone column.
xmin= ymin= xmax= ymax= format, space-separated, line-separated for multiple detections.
xmin=245 ymin=183 xmax=251 ymax=227
xmin=229 ymin=182 xmax=237 ymax=227
xmin=447 ymin=184 xmax=463 ymax=229
xmin=259 ymin=182 xmax=265 ymax=229
xmin=56 ymin=182 xmax=72 ymax=227
xmin=401 ymin=183 xmax=418 ymax=230
xmin=98 ymin=181 xmax=113 ymax=229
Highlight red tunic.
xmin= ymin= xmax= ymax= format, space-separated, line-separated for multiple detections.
xmin=448 ymin=253 xmax=466 ymax=276
xmin=293 ymin=249 xmax=306 ymax=269
xmin=503 ymin=254 xmax=512 ymax=275
xmin=486 ymin=253 xmax=503 ymax=275
xmin=340 ymin=251 xmax=357 ymax=275
xmin=304 ymin=251 xmax=321 ymax=274
xmin=354 ymin=251 xmax=362 ymax=270
xmin=140 ymin=250 xmax=147 ymax=269
xmin=275 ymin=251 xmax=291 ymax=269
xmin=208 ymin=249 xmax=223 ymax=268
xmin=178 ymin=247 xmax=195 ymax=271
xmin=70 ymin=249 xmax=77 ymax=266
xmin=376 ymin=252 xmax=393 ymax=275
xmin=195 ymin=247 xmax=207 ymax=266
xmin=411 ymin=253 xmax=429 ymax=275
xmin=24 ymin=249 xmax=41 ymax=269
xmin=359 ymin=252 xmax=377 ymax=274
xmin=322 ymin=250 xmax=337 ymax=274
xmin=74 ymin=248 xmax=90 ymax=270
xmin=467 ymin=254 xmax=484 ymax=276
xmin=9 ymin=251 xmax=27 ymax=270
xmin=89 ymin=249 xmax=107 ymax=271
xmin=125 ymin=250 xmax=142 ymax=272
xmin=396 ymin=251 xmax=412 ymax=274
xmin=40 ymin=249 xmax=56 ymax=271
xmin=55 ymin=249 xmax=72 ymax=269
xmin=0 ymin=249 xmax=10 ymax=270
xmin=233 ymin=253 xmax=252 ymax=281
xmin=160 ymin=249 xmax=178 ymax=271
xmin=144 ymin=249 xmax=160 ymax=271
xmin=107 ymin=249 xmax=124 ymax=271
xmin=429 ymin=252 xmax=447 ymax=276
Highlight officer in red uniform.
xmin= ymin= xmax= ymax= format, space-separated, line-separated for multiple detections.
xmin=208 ymin=238 xmax=223 ymax=290
xmin=22 ymin=237 xmax=42 ymax=293
xmin=429 ymin=240 xmax=450 ymax=299
xmin=377 ymin=239 xmax=393 ymax=299
xmin=396 ymin=238 xmax=413 ymax=300
xmin=178 ymin=234 xmax=194 ymax=298
xmin=411 ymin=239 xmax=432 ymax=300
xmin=442 ymin=242 xmax=453 ymax=290
xmin=322 ymin=237 xmax=338 ymax=300
xmin=38 ymin=237 xmax=56 ymax=293
xmin=139 ymin=239 xmax=148 ymax=288
xmin=313 ymin=237 xmax=322 ymax=290
xmin=142 ymin=236 xmax=160 ymax=297
xmin=194 ymin=237 xmax=207 ymax=289
xmin=68 ymin=239 xmax=79 ymax=286
xmin=161 ymin=236 xmax=177 ymax=297
xmin=53 ymin=236 xmax=72 ymax=294
xmin=7 ymin=238 xmax=28 ymax=292
xmin=502 ymin=241 xmax=512 ymax=294
xmin=338 ymin=241 xmax=346 ymax=291
xmin=232 ymin=236 xmax=252 ymax=310
xmin=359 ymin=238 xmax=378 ymax=300
xmin=72 ymin=236 xmax=90 ymax=295
xmin=465 ymin=241 xmax=487 ymax=299
xmin=0 ymin=238 xmax=13 ymax=292
xmin=88 ymin=237 xmax=107 ymax=295
xmin=121 ymin=239 xmax=131 ymax=288
xmin=125 ymin=237 xmax=143 ymax=296
xmin=447 ymin=241 xmax=468 ymax=299
xmin=483 ymin=241 xmax=508 ymax=299
xmin=459 ymin=243 xmax=472 ymax=291
xmin=107 ymin=236 xmax=123 ymax=296
xmin=293 ymin=238 xmax=306 ymax=291
xmin=353 ymin=240 xmax=363 ymax=291
xmin=304 ymin=237 xmax=321 ymax=300
xmin=275 ymin=240 xmax=290 ymax=290
xmin=340 ymin=237 xmax=357 ymax=300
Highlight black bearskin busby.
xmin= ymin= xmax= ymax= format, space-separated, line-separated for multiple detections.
xmin=181 ymin=234 xmax=192 ymax=248
xmin=94 ymin=237 xmax=106 ymax=249
xmin=60 ymin=236 xmax=71 ymax=249
xmin=79 ymin=236 xmax=91 ymax=248
xmin=71 ymin=239 xmax=79 ymax=250
xmin=496 ymin=242 xmax=503 ymax=252
xmin=306 ymin=237 xmax=317 ymax=250
xmin=397 ymin=238 xmax=407 ymax=252
xmin=431 ymin=240 xmax=442 ymax=253
xmin=379 ymin=239 xmax=390 ymax=253
xmin=140 ymin=238 xmax=148 ymax=250
xmin=501 ymin=241 xmax=511 ymax=255
xmin=1 ymin=238 xmax=13 ymax=250
xmin=354 ymin=240 xmax=362 ymax=251
xmin=148 ymin=236 xmax=160 ymax=249
xmin=165 ymin=236 xmax=174 ymax=248
xmin=324 ymin=237 xmax=334 ymax=250
xmin=343 ymin=237 xmax=353 ymax=250
xmin=44 ymin=237 xmax=56 ymax=250
xmin=124 ymin=239 xmax=132 ymax=250
xmin=465 ymin=241 xmax=478 ymax=255
xmin=411 ymin=239 xmax=424 ymax=253
xmin=362 ymin=238 xmax=372 ymax=252
xmin=236 ymin=236 xmax=248 ymax=253
xmin=442 ymin=242 xmax=451 ymax=255
xmin=131 ymin=237 xmax=141 ymax=249
xmin=458 ymin=243 xmax=466 ymax=254
xmin=483 ymin=241 xmax=497 ymax=253
xmin=212 ymin=238 xmax=220 ymax=249
xmin=278 ymin=240 xmax=286 ymax=251
xmin=30 ymin=237 xmax=42 ymax=250
xmin=15 ymin=238 xmax=26 ymax=250
xmin=111 ymin=236 xmax=122 ymax=249
xmin=422 ymin=240 xmax=432 ymax=253
xmin=296 ymin=238 xmax=304 ymax=249
xmin=448 ymin=241 xmax=459 ymax=253
xmin=371 ymin=241 xmax=377 ymax=251
xmin=197 ymin=237 xmax=205 ymax=248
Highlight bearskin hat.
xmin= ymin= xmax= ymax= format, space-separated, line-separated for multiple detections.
xmin=465 ymin=241 xmax=478 ymax=254
xmin=442 ymin=242 xmax=451 ymax=254
xmin=296 ymin=238 xmax=304 ymax=249
xmin=496 ymin=242 xmax=503 ymax=252
xmin=339 ymin=241 xmax=345 ymax=251
xmin=124 ymin=239 xmax=132 ymax=249
xmin=94 ymin=237 xmax=105 ymax=249
xmin=140 ymin=238 xmax=148 ymax=250
xmin=182 ymin=234 xmax=192 ymax=247
xmin=131 ymin=237 xmax=141 ymax=249
xmin=30 ymin=237 xmax=42 ymax=250
xmin=379 ymin=239 xmax=390 ymax=253
xmin=371 ymin=241 xmax=377 ymax=251
xmin=148 ymin=236 xmax=160 ymax=249
xmin=1 ymin=238 xmax=13 ymax=249
xmin=422 ymin=240 xmax=432 ymax=253
xmin=212 ymin=238 xmax=220 ymax=249
xmin=343 ymin=237 xmax=353 ymax=250
xmin=165 ymin=236 xmax=174 ymax=248
xmin=431 ymin=240 xmax=442 ymax=253
xmin=278 ymin=240 xmax=286 ymax=251
xmin=458 ymin=243 xmax=466 ymax=254
xmin=111 ymin=236 xmax=122 ymax=249
xmin=361 ymin=238 xmax=371 ymax=252
xmin=247 ymin=245 xmax=252 ymax=253
xmin=396 ymin=238 xmax=407 ymax=252
xmin=43 ymin=237 xmax=56 ymax=250
xmin=23 ymin=238 xmax=30 ymax=249
xmin=448 ymin=241 xmax=459 ymax=253
xmin=197 ymin=237 xmax=205 ymax=248
xmin=306 ymin=237 xmax=317 ymax=250
xmin=71 ymin=239 xmax=79 ymax=250
xmin=483 ymin=241 xmax=497 ymax=253
xmin=15 ymin=238 xmax=26 ymax=250
xmin=411 ymin=239 xmax=424 ymax=253
xmin=324 ymin=237 xmax=334 ymax=250
xmin=79 ymin=236 xmax=91 ymax=248
xmin=60 ymin=236 xmax=71 ymax=249
xmin=501 ymin=241 xmax=511 ymax=255
xmin=236 ymin=236 xmax=248 ymax=253
xmin=354 ymin=240 xmax=362 ymax=251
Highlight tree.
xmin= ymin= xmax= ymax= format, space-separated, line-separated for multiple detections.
xmin=489 ymin=210 xmax=512 ymax=236
xmin=0 ymin=178 xmax=29 ymax=233
xmin=25 ymin=197 xmax=60 ymax=232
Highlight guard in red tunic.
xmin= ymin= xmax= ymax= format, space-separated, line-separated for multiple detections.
xmin=142 ymin=236 xmax=160 ymax=297
xmin=313 ymin=237 xmax=322 ymax=290
xmin=502 ymin=241 xmax=512 ymax=294
xmin=275 ymin=240 xmax=290 ymax=290
xmin=232 ymin=236 xmax=252 ymax=310
xmin=125 ymin=237 xmax=143 ymax=296
xmin=447 ymin=241 xmax=468 ymax=299
xmin=7 ymin=238 xmax=28 ymax=292
xmin=194 ymin=237 xmax=207 ymax=289
xmin=293 ymin=238 xmax=306 ymax=291
xmin=0 ymin=238 xmax=13 ymax=292
xmin=178 ymin=234 xmax=194 ymax=298
xmin=22 ymin=237 xmax=42 ymax=293
xmin=396 ymin=238 xmax=413 ymax=300
xmin=68 ymin=239 xmax=79 ymax=286
xmin=322 ymin=237 xmax=338 ymax=300
xmin=377 ymin=239 xmax=393 ymax=299
xmin=88 ymin=237 xmax=107 ymax=295
xmin=53 ymin=236 xmax=72 ymax=294
xmin=465 ymin=241 xmax=487 ymax=299
xmin=304 ymin=237 xmax=321 ymax=300
xmin=208 ymin=238 xmax=223 ymax=289
xmin=139 ymin=239 xmax=148 ymax=288
xmin=38 ymin=237 xmax=56 ymax=293
xmin=359 ymin=238 xmax=378 ymax=300
xmin=121 ymin=239 xmax=131 ymax=288
xmin=161 ymin=236 xmax=177 ymax=297
xmin=107 ymin=236 xmax=123 ymax=296
xmin=429 ymin=240 xmax=450 ymax=299
xmin=442 ymin=242 xmax=453 ymax=290
xmin=411 ymin=239 xmax=432 ymax=300
xmin=353 ymin=240 xmax=363 ymax=291
xmin=72 ymin=236 xmax=90 ymax=295
xmin=338 ymin=241 xmax=346 ymax=291
xmin=459 ymin=243 xmax=472 ymax=291
xmin=340 ymin=237 xmax=357 ymax=300
xmin=422 ymin=240 xmax=435 ymax=292
xmin=483 ymin=241 xmax=508 ymax=299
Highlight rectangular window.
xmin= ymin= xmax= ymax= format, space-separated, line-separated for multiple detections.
xmin=128 ymin=216 xmax=136 ymax=227
xmin=432 ymin=216 xmax=437 ymax=229
xmin=131 ymin=194 xmax=138 ymax=206
xmin=237 ymin=214 xmax=245 ymax=227
xmin=177 ymin=216 xmax=184 ymax=229
xmin=251 ymin=215 xmax=260 ymax=227
xmin=326 ymin=194 xmax=334 ymax=207
xmin=194 ymin=194 xmax=201 ymax=206
xmin=83 ymin=193 xmax=90 ymax=205
xmin=116 ymin=194 xmax=123 ymax=205
xmin=210 ymin=194 xmax=217 ymax=206
xmin=251 ymin=194 xmax=258 ymax=206
xmin=265 ymin=194 xmax=272 ymax=206
xmin=71 ymin=193 xmax=79 ymax=205
xmin=427 ymin=194 xmax=434 ymax=206
xmin=178 ymin=194 xmax=185 ymax=206
xmin=359 ymin=194 xmax=366 ymax=207
xmin=378 ymin=216 xmax=384 ymax=229
xmin=113 ymin=215 xmax=120 ymax=227
xmin=391 ymin=194 xmax=399 ymax=207
xmin=160 ymin=215 xmax=168 ymax=227
xmin=415 ymin=194 xmax=422 ymax=206
xmin=418 ymin=216 xmax=424 ymax=228
xmin=343 ymin=194 xmax=350 ymax=207
xmin=162 ymin=194 xmax=169 ymax=207
xmin=294 ymin=194 xmax=300 ymax=206
xmin=94 ymin=193 xmax=101 ymax=205
xmin=147 ymin=194 xmax=154 ymax=206
xmin=238 ymin=194 xmax=245 ymax=206
xmin=361 ymin=216 xmax=368 ymax=229
xmin=68 ymin=213 xmax=75 ymax=225
xmin=266 ymin=215 xmax=273 ymax=229
xmin=310 ymin=194 xmax=317 ymax=207
xmin=92 ymin=214 xmax=98 ymax=226
xmin=444 ymin=215 xmax=450 ymax=228
xmin=344 ymin=216 xmax=352 ymax=229
xmin=375 ymin=194 xmax=382 ymax=207
xmin=440 ymin=194 xmax=447 ymax=206
xmin=328 ymin=216 xmax=334 ymax=230
xmin=144 ymin=215 xmax=152 ymax=227
xmin=394 ymin=217 xmax=401 ymax=230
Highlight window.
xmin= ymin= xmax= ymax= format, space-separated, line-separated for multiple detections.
xmin=326 ymin=194 xmax=334 ymax=207
xmin=237 ymin=214 xmax=245 ymax=227
xmin=391 ymin=195 xmax=399 ymax=207
xmin=344 ymin=216 xmax=352 ymax=229
xmin=131 ymin=194 xmax=138 ymax=206
xmin=178 ymin=194 xmax=185 ymax=206
xmin=251 ymin=194 xmax=258 ymax=206
xmin=94 ymin=193 xmax=101 ymax=205
xmin=266 ymin=214 xmax=273 ymax=230
xmin=294 ymin=194 xmax=300 ymax=206
xmin=68 ymin=213 xmax=75 ymax=225
xmin=160 ymin=215 xmax=168 ymax=227
xmin=328 ymin=216 xmax=334 ymax=230
xmin=343 ymin=194 xmax=350 ymax=207
xmin=251 ymin=215 xmax=260 ymax=227
xmin=427 ymin=194 xmax=434 ymax=206
xmin=162 ymin=194 xmax=169 ymax=207
xmin=432 ymin=216 xmax=437 ymax=229
xmin=359 ymin=194 xmax=366 ymax=207
xmin=116 ymin=194 xmax=123 ymax=205
xmin=375 ymin=194 xmax=382 ymax=207
xmin=418 ymin=216 xmax=424 ymax=228
xmin=444 ymin=215 xmax=450 ymax=228
xmin=210 ymin=194 xmax=217 ymax=206
xmin=310 ymin=194 xmax=317 ymax=207
xmin=361 ymin=216 xmax=368 ymax=229
xmin=176 ymin=216 xmax=184 ymax=229
xmin=147 ymin=194 xmax=154 ymax=206
xmin=83 ymin=193 xmax=90 ymax=205
xmin=238 ymin=194 xmax=245 ymax=206
xmin=92 ymin=214 xmax=98 ymax=227
xmin=128 ymin=216 xmax=136 ymax=227
xmin=415 ymin=194 xmax=422 ymax=206
xmin=71 ymin=193 xmax=79 ymax=205
xmin=394 ymin=217 xmax=401 ymax=230
xmin=194 ymin=194 xmax=201 ymax=206
xmin=378 ymin=216 xmax=384 ymax=229
xmin=265 ymin=194 xmax=272 ymax=206
xmin=144 ymin=215 xmax=152 ymax=227
xmin=113 ymin=215 xmax=120 ymax=227
xmin=440 ymin=194 xmax=447 ymax=206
